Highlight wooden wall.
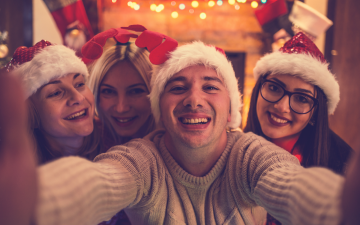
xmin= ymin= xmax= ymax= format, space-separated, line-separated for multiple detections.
xmin=327 ymin=0 xmax=360 ymax=151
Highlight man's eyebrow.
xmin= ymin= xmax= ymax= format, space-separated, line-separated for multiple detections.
xmin=203 ymin=76 xmax=223 ymax=84
xmin=165 ymin=76 xmax=186 ymax=88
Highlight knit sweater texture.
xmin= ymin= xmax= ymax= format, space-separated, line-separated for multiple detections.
xmin=36 ymin=130 xmax=344 ymax=225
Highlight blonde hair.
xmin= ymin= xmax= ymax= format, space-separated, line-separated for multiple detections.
xmin=88 ymin=43 xmax=155 ymax=145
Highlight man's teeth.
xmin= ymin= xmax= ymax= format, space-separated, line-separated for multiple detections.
xmin=66 ymin=110 xmax=86 ymax=120
xmin=270 ymin=114 xmax=288 ymax=123
xmin=116 ymin=118 xmax=133 ymax=123
xmin=182 ymin=118 xmax=208 ymax=124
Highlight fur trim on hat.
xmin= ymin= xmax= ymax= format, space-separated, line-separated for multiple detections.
xmin=150 ymin=41 xmax=242 ymax=129
xmin=253 ymin=51 xmax=339 ymax=114
xmin=13 ymin=45 xmax=89 ymax=99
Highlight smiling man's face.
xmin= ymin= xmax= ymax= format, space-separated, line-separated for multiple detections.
xmin=160 ymin=65 xmax=231 ymax=150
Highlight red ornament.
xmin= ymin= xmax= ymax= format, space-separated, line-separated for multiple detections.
xmin=5 ymin=40 xmax=52 ymax=71
xmin=280 ymin=32 xmax=326 ymax=63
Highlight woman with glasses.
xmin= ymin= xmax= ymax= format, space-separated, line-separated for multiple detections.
xmin=244 ymin=32 xmax=353 ymax=225
xmin=245 ymin=32 xmax=352 ymax=173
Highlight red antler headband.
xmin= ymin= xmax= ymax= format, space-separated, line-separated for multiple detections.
xmin=81 ymin=25 xmax=178 ymax=65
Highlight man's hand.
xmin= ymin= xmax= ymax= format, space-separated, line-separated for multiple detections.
xmin=0 ymin=71 xmax=37 ymax=225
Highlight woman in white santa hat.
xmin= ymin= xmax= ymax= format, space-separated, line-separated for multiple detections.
xmin=244 ymin=32 xmax=353 ymax=224
xmin=5 ymin=40 xmax=102 ymax=164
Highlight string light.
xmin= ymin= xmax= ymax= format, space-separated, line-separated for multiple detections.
xmin=131 ymin=2 xmax=137 ymax=8
xmin=150 ymin=3 xmax=157 ymax=11
xmin=156 ymin=4 xmax=164 ymax=12
xmin=237 ymin=0 xmax=246 ymax=2
xmin=134 ymin=4 xmax=140 ymax=10
xmin=112 ymin=0 xmax=117 ymax=3
xmin=228 ymin=0 xmax=235 ymax=5
xmin=261 ymin=0 xmax=267 ymax=3
xmin=208 ymin=0 xmax=215 ymax=7
xmin=191 ymin=1 xmax=199 ymax=8
xmin=127 ymin=1 xmax=132 ymax=6
xmin=171 ymin=11 xmax=179 ymax=18
xmin=235 ymin=4 xmax=240 ymax=10
xmin=217 ymin=0 xmax=223 ymax=6
xmin=200 ymin=12 xmax=206 ymax=19
xmin=251 ymin=1 xmax=258 ymax=8
xmin=179 ymin=3 xmax=185 ymax=10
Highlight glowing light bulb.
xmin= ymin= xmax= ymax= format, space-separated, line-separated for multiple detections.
xmin=150 ymin=4 xmax=157 ymax=11
xmin=217 ymin=0 xmax=223 ymax=6
xmin=179 ymin=3 xmax=185 ymax=10
xmin=171 ymin=1 xmax=176 ymax=6
xmin=235 ymin=4 xmax=240 ymax=10
xmin=127 ymin=1 xmax=132 ymax=6
xmin=228 ymin=0 xmax=235 ymax=5
xmin=112 ymin=0 xmax=117 ymax=3
xmin=156 ymin=6 xmax=162 ymax=12
xmin=189 ymin=9 xmax=194 ymax=13
xmin=158 ymin=4 xmax=164 ymax=10
xmin=251 ymin=1 xmax=258 ymax=8
xmin=200 ymin=12 xmax=206 ymax=19
xmin=208 ymin=0 xmax=215 ymax=7
xmin=134 ymin=4 xmax=140 ymax=10
xmin=131 ymin=2 xmax=137 ymax=8
xmin=191 ymin=1 xmax=199 ymax=8
xmin=171 ymin=11 xmax=179 ymax=18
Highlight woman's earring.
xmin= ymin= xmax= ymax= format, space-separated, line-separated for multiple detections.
xmin=309 ymin=118 xmax=315 ymax=126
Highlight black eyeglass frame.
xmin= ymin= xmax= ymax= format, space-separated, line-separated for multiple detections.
xmin=260 ymin=79 xmax=319 ymax=114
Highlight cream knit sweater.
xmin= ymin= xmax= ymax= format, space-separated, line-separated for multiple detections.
xmin=36 ymin=130 xmax=344 ymax=225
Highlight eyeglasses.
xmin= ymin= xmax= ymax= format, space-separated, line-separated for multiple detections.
xmin=260 ymin=79 xmax=318 ymax=114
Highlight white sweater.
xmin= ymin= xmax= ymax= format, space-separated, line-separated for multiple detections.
xmin=36 ymin=130 xmax=344 ymax=225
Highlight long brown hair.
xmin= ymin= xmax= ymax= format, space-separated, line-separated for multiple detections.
xmin=244 ymin=73 xmax=330 ymax=169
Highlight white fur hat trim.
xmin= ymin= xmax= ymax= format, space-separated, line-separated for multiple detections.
xmin=150 ymin=41 xmax=242 ymax=129
xmin=13 ymin=44 xmax=89 ymax=99
xmin=253 ymin=51 xmax=339 ymax=114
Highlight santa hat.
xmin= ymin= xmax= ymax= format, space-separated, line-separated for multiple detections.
xmin=149 ymin=41 xmax=242 ymax=129
xmin=253 ymin=32 xmax=339 ymax=114
xmin=5 ymin=40 xmax=88 ymax=99
xmin=289 ymin=0 xmax=333 ymax=39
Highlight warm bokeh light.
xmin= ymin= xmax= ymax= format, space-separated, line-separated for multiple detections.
xmin=200 ymin=12 xmax=206 ymax=19
xmin=127 ymin=1 xmax=132 ymax=6
xmin=112 ymin=0 xmax=117 ymax=3
xmin=235 ymin=4 xmax=240 ymax=10
xmin=179 ymin=3 xmax=185 ymax=10
xmin=228 ymin=0 xmax=236 ymax=5
xmin=261 ymin=0 xmax=267 ymax=3
xmin=134 ymin=4 xmax=140 ymax=10
xmin=150 ymin=4 xmax=157 ymax=11
xmin=171 ymin=11 xmax=179 ymax=18
xmin=171 ymin=1 xmax=176 ymax=6
xmin=208 ymin=0 xmax=215 ymax=7
xmin=189 ymin=9 xmax=194 ymax=13
xmin=251 ymin=1 xmax=258 ymax=8
xmin=237 ymin=0 xmax=246 ymax=2
xmin=191 ymin=1 xmax=199 ymax=8
xmin=217 ymin=0 xmax=223 ymax=6
xmin=156 ymin=4 xmax=164 ymax=12
xmin=131 ymin=2 xmax=137 ymax=8
xmin=158 ymin=4 xmax=164 ymax=10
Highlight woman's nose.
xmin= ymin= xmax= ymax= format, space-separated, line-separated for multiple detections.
xmin=114 ymin=95 xmax=131 ymax=113
xmin=273 ymin=95 xmax=291 ymax=113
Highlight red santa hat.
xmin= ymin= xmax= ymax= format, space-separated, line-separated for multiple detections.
xmin=5 ymin=40 xmax=88 ymax=99
xmin=149 ymin=41 xmax=242 ymax=129
xmin=253 ymin=32 xmax=339 ymax=114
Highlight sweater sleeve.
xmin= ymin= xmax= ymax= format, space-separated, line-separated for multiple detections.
xmin=236 ymin=132 xmax=344 ymax=225
xmin=35 ymin=156 xmax=137 ymax=225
